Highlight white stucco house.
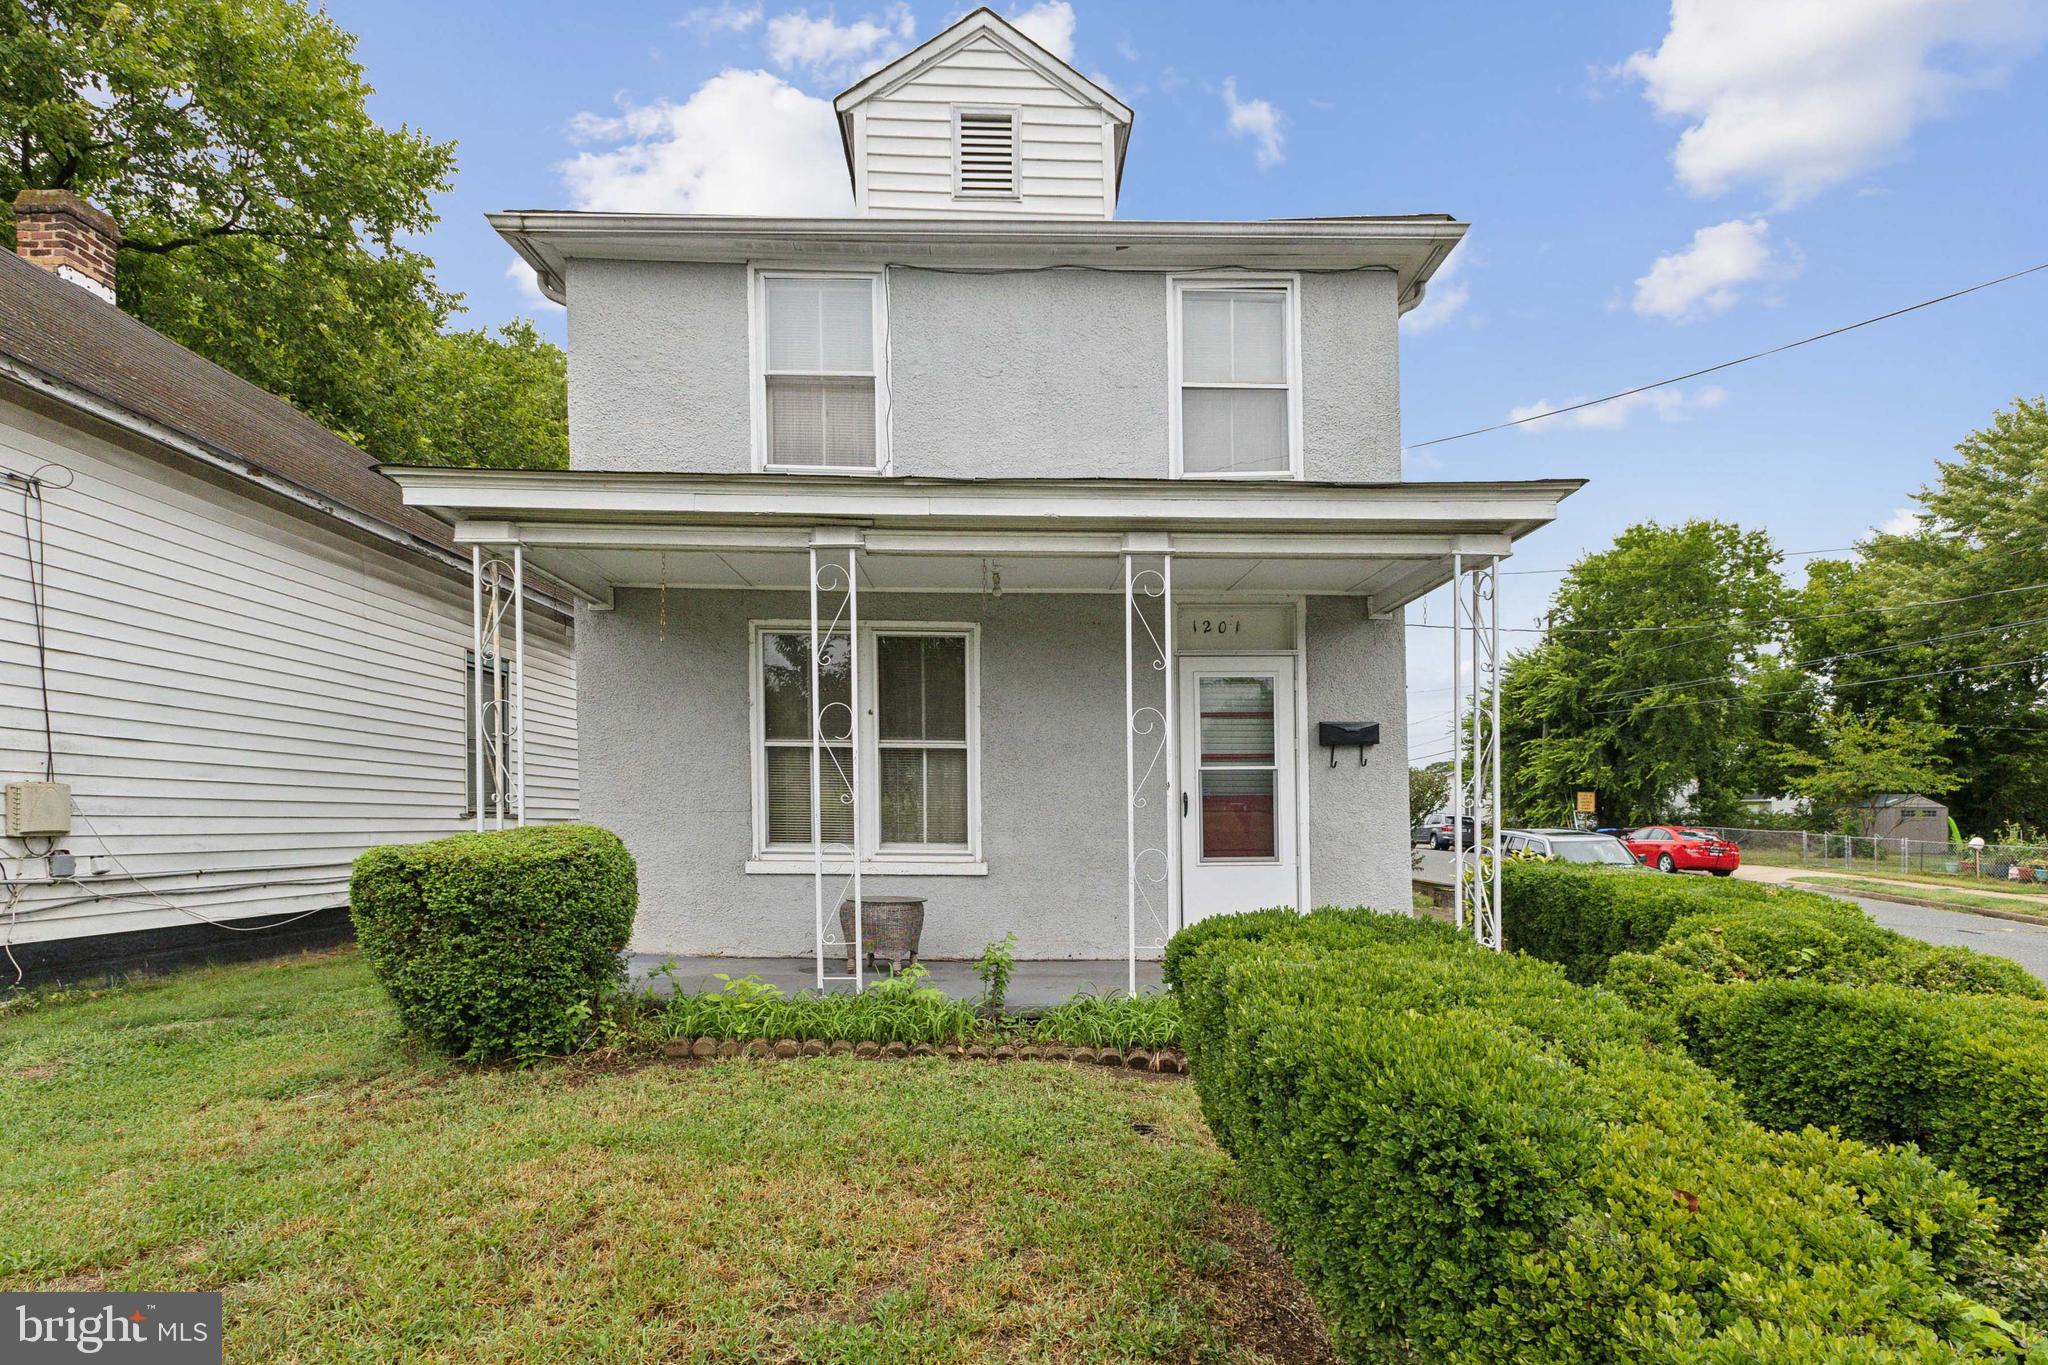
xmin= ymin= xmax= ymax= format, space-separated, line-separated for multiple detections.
xmin=392 ymin=8 xmax=1576 ymax=986
xmin=0 ymin=190 xmax=577 ymax=985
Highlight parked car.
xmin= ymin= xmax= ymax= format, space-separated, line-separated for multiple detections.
xmin=1621 ymin=825 xmax=1740 ymax=876
xmin=1501 ymin=829 xmax=1642 ymax=867
xmin=1419 ymin=811 xmax=1477 ymax=850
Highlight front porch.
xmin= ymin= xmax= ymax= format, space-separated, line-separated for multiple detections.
xmin=391 ymin=469 xmax=1573 ymax=988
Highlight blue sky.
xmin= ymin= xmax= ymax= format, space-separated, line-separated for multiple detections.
xmin=328 ymin=0 xmax=2048 ymax=754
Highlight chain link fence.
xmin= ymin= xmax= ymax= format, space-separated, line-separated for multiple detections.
xmin=1691 ymin=826 xmax=2048 ymax=886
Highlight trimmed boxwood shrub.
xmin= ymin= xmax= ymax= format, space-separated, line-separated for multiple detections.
xmin=1169 ymin=908 xmax=2029 ymax=1362
xmin=1161 ymin=904 xmax=1456 ymax=992
xmin=1499 ymin=858 xmax=1853 ymax=984
xmin=1602 ymin=899 xmax=2047 ymax=1013
xmin=1677 ymin=980 xmax=2048 ymax=1243
xmin=351 ymin=824 xmax=637 ymax=1061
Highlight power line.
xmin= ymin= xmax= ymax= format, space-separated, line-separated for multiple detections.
xmin=1405 ymin=579 xmax=2048 ymax=639
xmin=1406 ymin=261 xmax=2048 ymax=450
xmin=1590 ymin=611 xmax=2048 ymax=705
xmin=1501 ymin=543 xmax=1868 ymax=577
xmin=1589 ymin=653 xmax=2047 ymax=718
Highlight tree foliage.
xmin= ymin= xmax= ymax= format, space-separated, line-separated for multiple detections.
xmin=1499 ymin=520 xmax=1785 ymax=826
xmin=1786 ymin=713 xmax=1958 ymax=829
xmin=1408 ymin=760 xmax=1450 ymax=825
xmin=1789 ymin=398 xmax=2048 ymax=832
xmin=0 ymin=0 xmax=566 ymax=468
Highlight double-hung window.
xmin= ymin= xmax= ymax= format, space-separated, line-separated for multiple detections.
xmin=756 ymin=271 xmax=885 ymax=472
xmin=1170 ymin=277 xmax=1301 ymax=477
xmin=752 ymin=625 xmax=978 ymax=862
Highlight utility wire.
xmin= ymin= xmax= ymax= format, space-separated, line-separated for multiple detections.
xmin=1589 ymin=611 xmax=2048 ymax=705
xmin=1406 ymin=261 xmax=2048 ymax=450
xmin=1588 ymin=653 xmax=2048 ymax=718
xmin=1405 ymin=579 xmax=2048 ymax=638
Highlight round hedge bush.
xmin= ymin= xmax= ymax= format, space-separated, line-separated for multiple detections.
xmin=350 ymin=824 xmax=637 ymax=1061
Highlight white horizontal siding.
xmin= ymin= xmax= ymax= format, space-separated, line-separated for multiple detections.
xmin=0 ymin=399 xmax=578 ymax=946
xmin=858 ymin=33 xmax=1113 ymax=220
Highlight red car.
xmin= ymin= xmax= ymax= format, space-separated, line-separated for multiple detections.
xmin=1622 ymin=825 xmax=1740 ymax=876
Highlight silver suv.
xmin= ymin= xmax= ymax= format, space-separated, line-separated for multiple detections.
xmin=1501 ymin=829 xmax=1641 ymax=867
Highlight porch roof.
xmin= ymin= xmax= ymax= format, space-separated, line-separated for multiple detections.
xmin=383 ymin=467 xmax=1581 ymax=613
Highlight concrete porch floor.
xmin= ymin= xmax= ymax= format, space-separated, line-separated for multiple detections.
xmin=628 ymin=955 xmax=1165 ymax=1008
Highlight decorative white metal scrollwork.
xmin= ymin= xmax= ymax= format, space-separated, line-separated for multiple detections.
xmin=1452 ymin=554 xmax=1503 ymax=950
xmin=1125 ymin=552 xmax=1177 ymax=993
xmin=810 ymin=545 xmax=864 ymax=989
xmin=471 ymin=547 xmax=525 ymax=832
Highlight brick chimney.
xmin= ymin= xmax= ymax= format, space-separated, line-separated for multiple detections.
xmin=13 ymin=189 xmax=120 ymax=304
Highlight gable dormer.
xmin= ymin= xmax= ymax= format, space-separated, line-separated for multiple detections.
xmin=833 ymin=8 xmax=1133 ymax=220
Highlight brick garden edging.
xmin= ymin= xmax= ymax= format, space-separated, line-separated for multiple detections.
xmin=659 ymin=1037 xmax=1188 ymax=1074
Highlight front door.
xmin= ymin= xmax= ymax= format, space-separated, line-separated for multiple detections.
xmin=1179 ymin=657 xmax=1297 ymax=925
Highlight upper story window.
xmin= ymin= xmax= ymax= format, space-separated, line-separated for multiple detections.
xmin=953 ymin=107 xmax=1020 ymax=199
xmin=1169 ymin=277 xmax=1302 ymax=479
xmin=755 ymin=271 xmax=887 ymax=473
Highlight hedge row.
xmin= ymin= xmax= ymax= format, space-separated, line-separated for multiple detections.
xmin=351 ymin=824 xmax=637 ymax=1062
xmin=1677 ymin=980 xmax=2048 ymax=1245
xmin=1501 ymin=860 xmax=2047 ymax=1003
xmin=1602 ymin=897 xmax=2047 ymax=1013
xmin=1498 ymin=859 xmax=1856 ymax=983
xmin=1171 ymin=909 xmax=2027 ymax=1362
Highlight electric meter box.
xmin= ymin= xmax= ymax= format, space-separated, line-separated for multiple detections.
xmin=5 ymin=780 xmax=71 ymax=838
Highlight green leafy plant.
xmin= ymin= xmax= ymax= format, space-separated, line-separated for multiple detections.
xmin=649 ymin=965 xmax=980 ymax=1046
xmin=972 ymin=933 xmax=1018 ymax=1017
xmin=1030 ymin=992 xmax=1181 ymax=1050
xmin=349 ymin=824 xmax=637 ymax=1063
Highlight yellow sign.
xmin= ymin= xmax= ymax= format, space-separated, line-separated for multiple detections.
xmin=1575 ymin=791 xmax=1597 ymax=814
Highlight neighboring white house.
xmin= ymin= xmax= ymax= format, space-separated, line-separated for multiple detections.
xmin=394 ymin=8 xmax=1578 ymax=985
xmin=0 ymin=192 xmax=577 ymax=984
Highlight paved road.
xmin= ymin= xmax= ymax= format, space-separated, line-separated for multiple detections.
xmin=1847 ymin=895 xmax=2048 ymax=983
xmin=1411 ymin=846 xmax=2048 ymax=983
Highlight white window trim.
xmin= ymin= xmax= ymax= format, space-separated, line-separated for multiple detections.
xmin=1166 ymin=274 xmax=1305 ymax=481
xmin=748 ymin=266 xmax=891 ymax=475
xmin=746 ymin=620 xmax=983 ymax=871
xmin=952 ymin=105 xmax=1022 ymax=201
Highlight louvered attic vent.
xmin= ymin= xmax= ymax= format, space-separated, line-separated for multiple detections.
xmin=955 ymin=109 xmax=1018 ymax=198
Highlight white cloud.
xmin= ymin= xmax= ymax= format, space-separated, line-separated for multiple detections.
xmin=765 ymin=3 xmax=915 ymax=81
xmin=505 ymin=257 xmax=564 ymax=312
xmin=1402 ymin=247 xmax=1471 ymax=334
xmin=1878 ymin=506 xmax=1922 ymax=536
xmin=677 ymin=2 xmax=763 ymax=37
xmin=561 ymin=69 xmax=853 ymax=214
xmin=1508 ymin=384 xmax=1726 ymax=432
xmin=1621 ymin=0 xmax=2048 ymax=206
xmin=1221 ymin=77 xmax=1284 ymax=169
xmin=1632 ymin=217 xmax=1783 ymax=321
xmin=1009 ymin=2 xmax=1077 ymax=62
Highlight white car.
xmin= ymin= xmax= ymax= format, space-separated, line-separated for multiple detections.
xmin=1500 ymin=829 xmax=1642 ymax=867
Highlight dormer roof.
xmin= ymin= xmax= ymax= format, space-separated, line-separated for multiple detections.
xmin=831 ymin=7 xmax=1134 ymax=202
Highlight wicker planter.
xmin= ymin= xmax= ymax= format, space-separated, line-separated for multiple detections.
xmin=838 ymin=896 xmax=927 ymax=975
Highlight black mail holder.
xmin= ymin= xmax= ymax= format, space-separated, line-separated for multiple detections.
xmin=1318 ymin=721 xmax=1381 ymax=767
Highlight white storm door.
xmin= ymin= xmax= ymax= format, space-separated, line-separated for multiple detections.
xmin=1178 ymin=657 xmax=1297 ymax=925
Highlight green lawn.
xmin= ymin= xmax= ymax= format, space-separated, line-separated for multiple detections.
xmin=1792 ymin=874 xmax=2048 ymax=917
xmin=1741 ymin=846 xmax=2048 ymax=895
xmin=0 ymin=951 xmax=1332 ymax=1364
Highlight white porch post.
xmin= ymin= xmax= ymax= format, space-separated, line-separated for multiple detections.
xmin=1123 ymin=545 xmax=1174 ymax=997
xmin=810 ymin=538 xmax=862 ymax=990
xmin=472 ymin=547 xmax=485 ymax=835
xmin=1453 ymin=556 xmax=1504 ymax=950
xmin=1451 ymin=552 xmax=1463 ymax=930
xmin=512 ymin=545 xmax=527 ymax=827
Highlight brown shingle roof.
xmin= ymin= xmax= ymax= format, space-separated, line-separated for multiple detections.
xmin=0 ymin=249 xmax=457 ymax=557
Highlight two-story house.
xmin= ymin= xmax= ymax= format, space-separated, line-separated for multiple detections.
xmin=392 ymin=8 xmax=1578 ymax=987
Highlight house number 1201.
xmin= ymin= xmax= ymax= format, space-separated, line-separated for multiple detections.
xmin=1185 ymin=617 xmax=1245 ymax=636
